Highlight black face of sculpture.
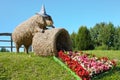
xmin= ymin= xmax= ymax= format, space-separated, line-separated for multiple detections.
xmin=43 ymin=15 xmax=54 ymax=27
xmin=44 ymin=15 xmax=52 ymax=21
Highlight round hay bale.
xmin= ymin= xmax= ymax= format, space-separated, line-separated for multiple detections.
xmin=32 ymin=28 xmax=72 ymax=56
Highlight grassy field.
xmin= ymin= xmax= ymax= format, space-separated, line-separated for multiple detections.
xmin=0 ymin=50 xmax=120 ymax=80
xmin=0 ymin=52 xmax=75 ymax=80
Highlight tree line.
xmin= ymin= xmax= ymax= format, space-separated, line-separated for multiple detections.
xmin=70 ymin=22 xmax=120 ymax=50
xmin=0 ymin=47 xmax=10 ymax=52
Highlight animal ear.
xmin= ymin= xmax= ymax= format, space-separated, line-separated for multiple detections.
xmin=36 ymin=15 xmax=45 ymax=25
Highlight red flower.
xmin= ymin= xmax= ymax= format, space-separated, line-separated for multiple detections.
xmin=58 ymin=50 xmax=64 ymax=58
xmin=58 ymin=50 xmax=90 ymax=80
xmin=111 ymin=60 xmax=116 ymax=67
xmin=74 ymin=65 xmax=83 ymax=72
xmin=101 ymin=57 xmax=108 ymax=61
xmin=58 ymin=50 xmax=116 ymax=80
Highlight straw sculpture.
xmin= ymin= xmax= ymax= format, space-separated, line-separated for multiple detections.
xmin=12 ymin=14 xmax=54 ymax=53
xmin=32 ymin=28 xmax=72 ymax=56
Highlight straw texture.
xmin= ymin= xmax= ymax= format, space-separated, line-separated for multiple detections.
xmin=12 ymin=14 xmax=54 ymax=53
xmin=32 ymin=28 xmax=72 ymax=56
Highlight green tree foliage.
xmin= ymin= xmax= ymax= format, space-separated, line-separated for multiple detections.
xmin=76 ymin=26 xmax=93 ymax=50
xmin=70 ymin=32 xmax=77 ymax=50
xmin=90 ymin=22 xmax=115 ymax=50
xmin=0 ymin=47 xmax=10 ymax=52
xmin=98 ymin=22 xmax=115 ymax=49
xmin=71 ymin=22 xmax=120 ymax=50
xmin=113 ymin=27 xmax=120 ymax=50
xmin=90 ymin=23 xmax=104 ymax=47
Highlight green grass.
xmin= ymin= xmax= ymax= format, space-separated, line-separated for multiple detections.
xmin=0 ymin=52 xmax=75 ymax=80
xmin=83 ymin=50 xmax=120 ymax=80
xmin=0 ymin=51 xmax=120 ymax=80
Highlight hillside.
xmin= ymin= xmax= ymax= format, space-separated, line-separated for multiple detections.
xmin=0 ymin=51 xmax=120 ymax=80
xmin=0 ymin=52 xmax=75 ymax=80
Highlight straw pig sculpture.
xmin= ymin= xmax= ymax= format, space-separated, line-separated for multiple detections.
xmin=12 ymin=6 xmax=54 ymax=53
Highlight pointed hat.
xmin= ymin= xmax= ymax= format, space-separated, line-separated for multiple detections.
xmin=36 ymin=5 xmax=49 ymax=17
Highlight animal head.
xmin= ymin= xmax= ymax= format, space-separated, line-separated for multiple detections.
xmin=43 ymin=15 xmax=54 ymax=27
xmin=35 ymin=14 xmax=54 ymax=28
xmin=35 ymin=5 xmax=54 ymax=28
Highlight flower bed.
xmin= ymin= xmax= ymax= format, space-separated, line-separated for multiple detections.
xmin=58 ymin=50 xmax=116 ymax=80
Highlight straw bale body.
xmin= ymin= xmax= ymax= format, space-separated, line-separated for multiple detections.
xmin=12 ymin=14 xmax=54 ymax=53
xmin=32 ymin=28 xmax=72 ymax=56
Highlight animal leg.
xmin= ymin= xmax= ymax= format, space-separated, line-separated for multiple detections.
xmin=15 ymin=44 xmax=21 ymax=53
xmin=24 ymin=45 xmax=29 ymax=54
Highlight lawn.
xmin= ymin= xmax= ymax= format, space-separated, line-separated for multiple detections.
xmin=0 ymin=50 xmax=120 ymax=80
xmin=0 ymin=52 xmax=75 ymax=80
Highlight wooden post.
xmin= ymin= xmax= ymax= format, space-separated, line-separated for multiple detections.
xmin=0 ymin=33 xmax=13 ymax=52
xmin=11 ymin=36 xmax=13 ymax=52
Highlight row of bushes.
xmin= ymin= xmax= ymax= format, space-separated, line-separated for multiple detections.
xmin=70 ymin=22 xmax=120 ymax=50
xmin=0 ymin=47 xmax=9 ymax=52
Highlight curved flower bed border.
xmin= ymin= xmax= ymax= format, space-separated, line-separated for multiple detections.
xmin=55 ymin=50 xmax=116 ymax=80
xmin=53 ymin=56 xmax=81 ymax=80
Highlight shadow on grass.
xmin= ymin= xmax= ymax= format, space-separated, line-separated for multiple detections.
xmin=92 ymin=66 xmax=120 ymax=80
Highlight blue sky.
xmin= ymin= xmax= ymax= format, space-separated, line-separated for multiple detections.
xmin=0 ymin=0 xmax=120 ymax=51
xmin=0 ymin=0 xmax=120 ymax=34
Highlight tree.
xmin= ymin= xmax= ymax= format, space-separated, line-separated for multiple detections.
xmin=70 ymin=32 xmax=77 ymax=50
xmin=90 ymin=23 xmax=104 ymax=47
xmin=113 ymin=26 xmax=120 ymax=50
xmin=0 ymin=47 xmax=10 ymax=52
xmin=90 ymin=22 xmax=115 ymax=50
xmin=76 ymin=26 xmax=93 ymax=50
